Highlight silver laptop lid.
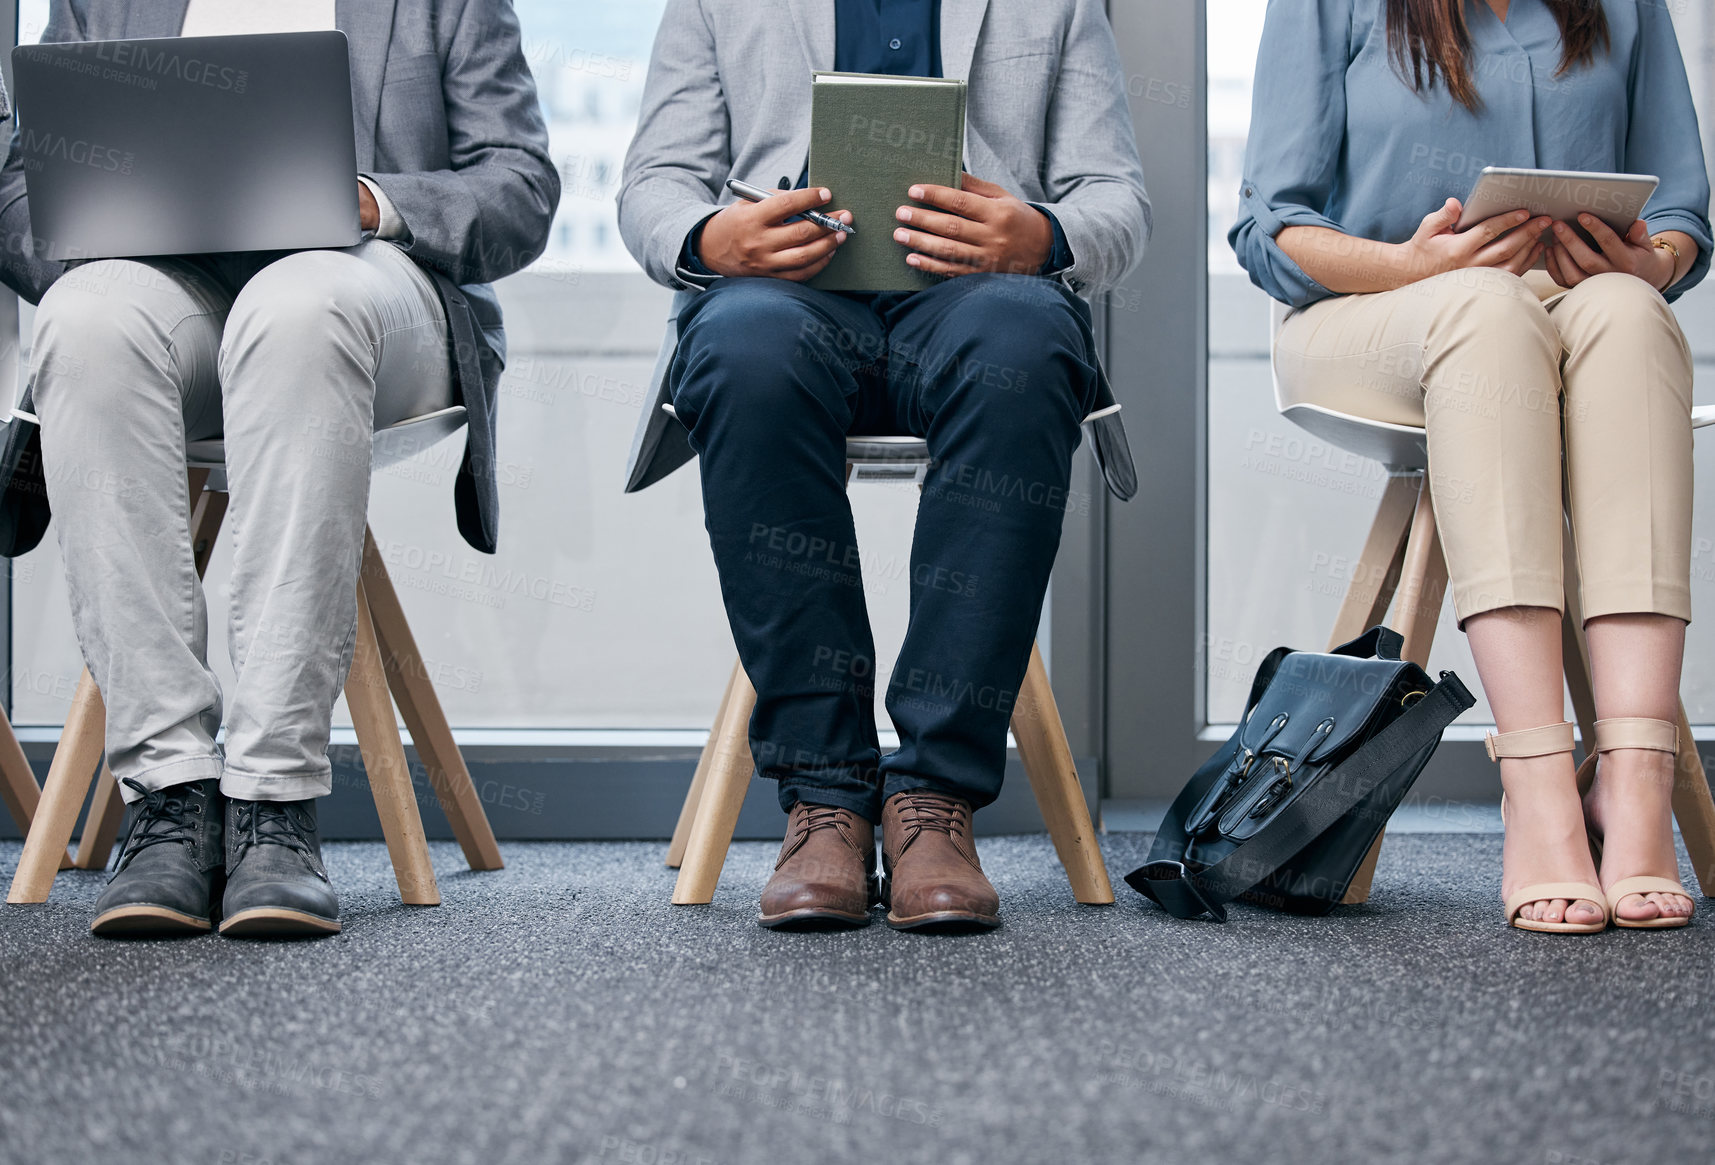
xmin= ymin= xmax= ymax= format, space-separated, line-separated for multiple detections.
xmin=12 ymin=31 xmax=361 ymax=261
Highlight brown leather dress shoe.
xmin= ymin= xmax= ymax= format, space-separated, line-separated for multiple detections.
xmin=758 ymin=802 xmax=878 ymax=929
xmin=881 ymin=790 xmax=1001 ymax=931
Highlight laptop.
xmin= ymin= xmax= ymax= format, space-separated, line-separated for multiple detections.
xmin=11 ymin=31 xmax=362 ymax=262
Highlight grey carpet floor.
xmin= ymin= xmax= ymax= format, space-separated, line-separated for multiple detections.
xmin=3 ymin=833 xmax=1714 ymax=1165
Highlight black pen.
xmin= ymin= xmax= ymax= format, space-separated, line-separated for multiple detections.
xmin=726 ymin=178 xmax=856 ymax=235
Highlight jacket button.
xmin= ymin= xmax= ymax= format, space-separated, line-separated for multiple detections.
xmin=889 ymin=38 xmax=903 ymax=50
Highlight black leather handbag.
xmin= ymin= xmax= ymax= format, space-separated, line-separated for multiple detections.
xmin=0 ymin=387 xmax=51 ymax=559
xmin=1126 ymin=627 xmax=1475 ymax=920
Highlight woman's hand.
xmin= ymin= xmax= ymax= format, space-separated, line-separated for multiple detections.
xmin=1275 ymin=200 xmax=1547 ymax=296
xmin=1397 ymin=199 xmax=1549 ymax=281
xmin=1543 ymin=216 xmax=1677 ymax=291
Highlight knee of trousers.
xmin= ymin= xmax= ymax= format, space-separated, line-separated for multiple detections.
xmin=31 ymin=261 xmax=201 ymax=415
xmin=1419 ymin=268 xmax=1557 ymax=351
xmin=1557 ymin=272 xmax=1694 ymax=406
xmin=1418 ymin=269 xmax=1561 ymax=418
xmin=673 ymin=282 xmax=856 ymax=440
xmin=218 ymin=250 xmax=382 ymax=404
xmin=917 ymin=276 xmax=1093 ymax=424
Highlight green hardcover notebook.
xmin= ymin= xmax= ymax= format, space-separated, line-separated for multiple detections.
xmin=807 ymin=71 xmax=967 ymax=294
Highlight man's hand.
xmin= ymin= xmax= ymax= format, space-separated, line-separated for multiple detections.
xmin=697 ymin=188 xmax=852 ymax=281
xmin=891 ymin=175 xmax=1055 ymax=277
xmin=359 ymin=182 xmax=380 ymax=232
xmin=1544 ymin=216 xmax=1681 ymax=292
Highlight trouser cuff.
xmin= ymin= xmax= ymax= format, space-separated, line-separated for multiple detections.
xmin=1452 ymin=573 xmax=1565 ymax=626
xmin=777 ymin=779 xmax=883 ymax=825
xmin=881 ymin=772 xmax=998 ymax=812
xmin=115 ymin=755 xmax=225 ymax=804
xmin=220 ymin=767 xmax=332 ymax=803
xmin=1577 ymin=580 xmax=1693 ymax=626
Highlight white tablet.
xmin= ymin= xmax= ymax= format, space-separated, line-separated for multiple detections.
xmin=1456 ymin=167 xmax=1659 ymax=249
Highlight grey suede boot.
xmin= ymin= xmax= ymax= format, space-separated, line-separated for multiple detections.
xmin=220 ymin=797 xmax=341 ymax=938
xmin=91 ymin=778 xmax=225 ymax=937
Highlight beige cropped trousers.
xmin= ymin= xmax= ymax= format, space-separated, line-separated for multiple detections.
xmin=1275 ymin=268 xmax=1694 ymax=625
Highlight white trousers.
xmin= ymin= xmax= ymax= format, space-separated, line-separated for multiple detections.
xmin=29 ymin=241 xmax=454 ymax=802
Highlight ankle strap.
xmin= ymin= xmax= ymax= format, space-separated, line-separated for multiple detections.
xmin=1593 ymin=717 xmax=1678 ymax=755
xmin=1484 ymin=722 xmax=1575 ymax=762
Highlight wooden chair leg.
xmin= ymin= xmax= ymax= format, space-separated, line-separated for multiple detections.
xmin=345 ymin=577 xmax=439 ymax=906
xmin=672 ymin=667 xmax=757 ymax=905
xmin=1560 ymin=519 xmax=1600 ymax=785
xmin=1326 ymin=473 xmax=1419 ymax=648
xmin=1011 ymin=642 xmax=1113 ymax=904
xmin=8 ymin=671 xmax=107 ymax=903
xmin=1670 ymin=701 xmax=1715 ymax=898
xmin=189 ymin=488 xmax=228 ymax=577
xmin=668 ymin=656 xmax=742 ymax=869
xmin=1342 ymin=475 xmax=1447 ymax=906
xmin=1392 ymin=479 xmax=1449 ymax=668
xmin=72 ymin=765 xmax=125 ymax=870
xmin=358 ymin=527 xmax=502 ymax=872
xmin=0 ymin=714 xmax=73 ymax=871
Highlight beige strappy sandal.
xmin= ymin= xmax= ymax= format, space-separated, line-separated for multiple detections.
xmin=1581 ymin=717 xmax=1693 ymax=931
xmin=1487 ymin=721 xmax=1608 ymax=934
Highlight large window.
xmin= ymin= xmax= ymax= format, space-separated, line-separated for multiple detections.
xmin=1205 ymin=1 xmax=1715 ymax=727
xmin=8 ymin=0 xmax=924 ymax=733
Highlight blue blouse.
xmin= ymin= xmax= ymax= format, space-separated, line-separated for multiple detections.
xmin=1229 ymin=0 xmax=1714 ymax=306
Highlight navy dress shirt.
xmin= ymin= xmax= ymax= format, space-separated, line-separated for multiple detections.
xmin=683 ymin=0 xmax=1072 ymax=279
xmin=835 ymin=0 xmax=942 ymax=78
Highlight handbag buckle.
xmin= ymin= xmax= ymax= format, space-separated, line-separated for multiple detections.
xmin=1188 ymin=743 xmax=1262 ymax=835
xmin=1247 ymin=756 xmax=1294 ymax=819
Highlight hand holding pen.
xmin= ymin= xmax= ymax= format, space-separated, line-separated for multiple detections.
xmin=727 ymin=178 xmax=856 ymax=235
xmin=694 ymin=179 xmax=854 ymax=282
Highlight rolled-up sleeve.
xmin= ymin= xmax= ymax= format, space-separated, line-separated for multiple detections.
xmin=1227 ymin=0 xmax=1351 ymax=308
xmin=1628 ymin=4 xmax=1712 ymax=302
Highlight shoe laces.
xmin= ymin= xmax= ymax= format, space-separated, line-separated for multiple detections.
xmin=112 ymin=778 xmax=203 ymax=877
xmin=893 ymin=791 xmax=968 ymax=841
xmin=778 ymin=803 xmax=862 ymax=867
xmin=230 ymin=799 xmax=315 ymax=863
xmin=797 ymin=804 xmax=853 ymax=837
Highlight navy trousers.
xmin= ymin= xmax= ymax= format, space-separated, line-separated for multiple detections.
xmin=669 ymin=274 xmax=1100 ymax=821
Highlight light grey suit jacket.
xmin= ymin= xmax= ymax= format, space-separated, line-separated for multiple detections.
xmin=0 ymin=0 xmax=560 ymax=553
xmin=615 ymin=0 xmax=1149 ymax=497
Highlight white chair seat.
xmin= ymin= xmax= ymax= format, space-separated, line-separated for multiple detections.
xmin=185 ymin=405 xmax=468 ymax=474
xmin=1278 ymin=403 xmax=1428 ymax=471
xmin=658 ymin=401 xmax=929 ymax=467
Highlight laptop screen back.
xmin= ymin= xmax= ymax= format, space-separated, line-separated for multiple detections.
xmin=12 ymin=31 xmax=362 ymax=261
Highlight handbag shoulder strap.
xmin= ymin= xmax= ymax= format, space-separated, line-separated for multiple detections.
xmin=1330 ymin=626 xmax=1404 ymax=661
xmin=1127 ymin=670 xmax=1474 ymax=920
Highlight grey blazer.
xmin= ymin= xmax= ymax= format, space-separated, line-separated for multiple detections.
xmin=616 ymin=0 xmax=1150 ymax=498
xmin=0 ymin=0 xmax=561 ymax=554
